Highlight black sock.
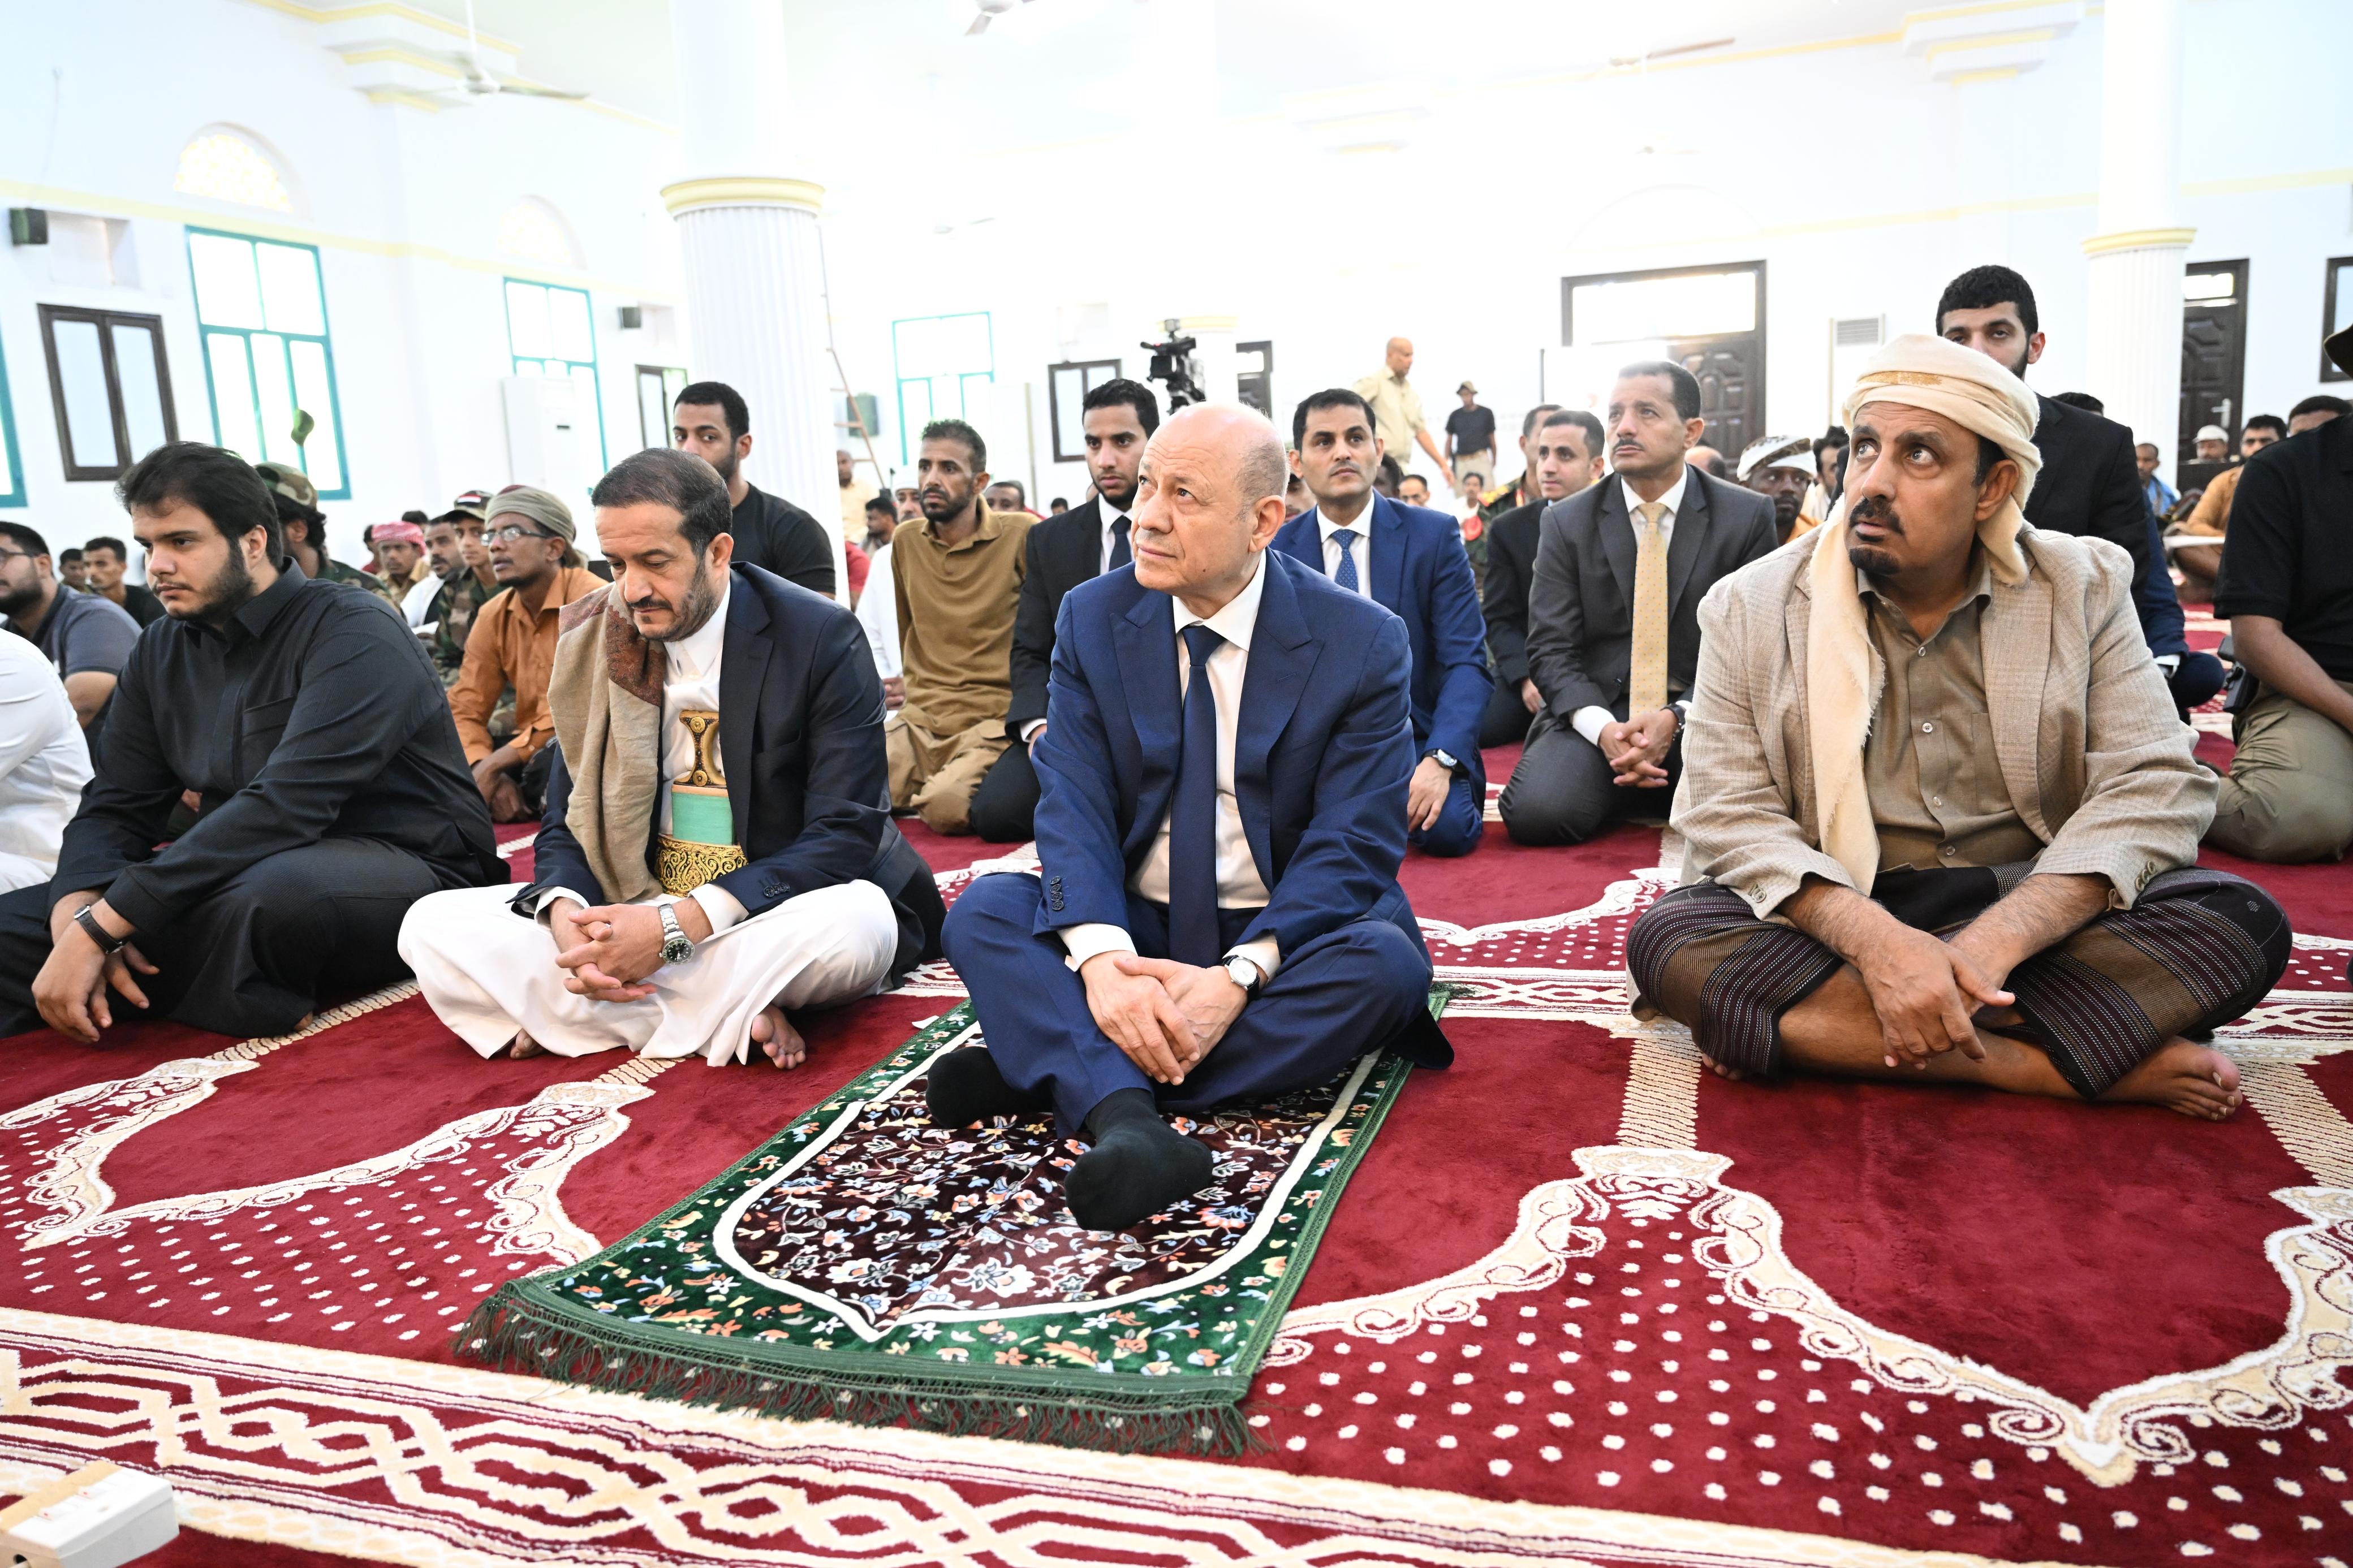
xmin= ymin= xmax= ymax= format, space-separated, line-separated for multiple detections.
xmin=925 ymin=1048 xmax=1043 ymax=1126
xmin=1065 ymin=1089 xmax=1214 ymax=1232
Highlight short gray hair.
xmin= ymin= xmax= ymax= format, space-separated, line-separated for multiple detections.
xmin=591 ymin=447 xmax=733 ymax=553
xmin=1235 ymin=419 xmax=1289 ymax=509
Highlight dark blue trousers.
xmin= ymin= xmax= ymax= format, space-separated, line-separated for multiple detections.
xmin=1408 ymin=774 xmax=1484 ymax=858
xmin=943 ymin=872 xmax=1431 ymax=1135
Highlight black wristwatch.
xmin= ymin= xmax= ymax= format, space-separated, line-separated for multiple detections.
xmin=74 ymin=905 xmax=130 ymax=956
xmin=1428 ymin=748 xmax=1464 ymax=774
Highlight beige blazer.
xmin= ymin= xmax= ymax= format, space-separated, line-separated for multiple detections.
xmin=1672 ymin=525 xmax=2214 ymax=917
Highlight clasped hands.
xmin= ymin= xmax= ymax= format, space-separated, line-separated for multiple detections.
xmin=1597 ymin=707 xmax=1678 ymax=788
xmin=1079 ymin=951 xmax=1248 ymax=1088
xmin=1854 ymin=921 xmax=2018 ymax=1071
xmin=546 ymin=896 xmax=712 ymax=1003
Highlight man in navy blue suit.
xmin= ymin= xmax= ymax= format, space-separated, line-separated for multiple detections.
xmin=1274 ymin=389 xmax=1492 ymax=857
xmin=937 ymin=405 xmax=1451 ymax=1233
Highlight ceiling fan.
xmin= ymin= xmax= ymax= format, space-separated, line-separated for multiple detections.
xmin=432 ymin=0 xmax=589 ymax=100
xmin=966 ymin=0 xmax=1038 ymax=36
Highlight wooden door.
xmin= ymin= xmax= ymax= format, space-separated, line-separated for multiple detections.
xmin=1670 ymin=333 xmax=1760 ymax=457
xmin=2178 ymin=260 xmax=2247 ymax=482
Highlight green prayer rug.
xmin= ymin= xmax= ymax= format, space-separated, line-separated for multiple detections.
xmin=456 ymin=995 xmax=1444 ymax=1454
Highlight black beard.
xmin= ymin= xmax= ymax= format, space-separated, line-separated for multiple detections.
xmin=645 ymin=561 xmax=723 ymax=643
xmin=180 ymin=548 xmax=258 ymax=629
xmin=0 ymin=580 xmax=42 ymax=621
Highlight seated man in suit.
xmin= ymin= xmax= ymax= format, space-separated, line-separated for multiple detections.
xmin=936 ymin=405 xmax=1450 ymax=1233
xmin=969 ymin=377 xmax=1161 ymax=843
xmin=1276 ymin=390 xmax=1492 ymax=857
xmin=1499 ymin=361 xmax=1779 ymax=845
xmin=1480 ymin=409 xmax=1606 ymax=749
xmin=1631 ymin=336 xmax=2289 ymax=1120
xmin=399 ymin=448 xmax=942 ymax=1069
xmin=1 ymin=443 xmax=506 ymax=1044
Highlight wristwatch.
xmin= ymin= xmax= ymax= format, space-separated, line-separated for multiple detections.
xmin=1222 ymin=954 xmax=1264 ymax=997
xmin=657 ymin=904 xmax=695 ymax=965
xmin=74 ymin=905 xmax=130 ymax=956
xmin=1428 ymin=748 xmax=1461 ymax=772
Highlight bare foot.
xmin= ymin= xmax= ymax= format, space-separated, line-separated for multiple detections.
xmin=1704 ymin=1057 xmax=1747 ymax=1081
xmin=750 ymin=1006 xmax=806 ymax=1070
xmin=507 ymin=1029 xmax=545 ymax=1059
xmin=2099 ymin=1039 xmax=2242 ymax=1121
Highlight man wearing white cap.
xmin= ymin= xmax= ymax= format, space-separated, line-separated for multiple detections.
xmin=1734 ymin=434 xmax=1823 ymax=543
xmin=2192 ymin=425 xmax=2231 ymax=465
xmin=1628 ymin=334 xmax=2289 ymax=1122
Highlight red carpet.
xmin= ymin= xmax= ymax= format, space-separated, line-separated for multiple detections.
xmin=2 ymin=713 xmax=2348 ymax=1567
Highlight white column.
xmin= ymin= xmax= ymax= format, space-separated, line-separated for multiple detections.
xmin=663 ymin=0 xmax=844 ymax=601
xmin=2082 ymin=0 xmax=2192 ymax=471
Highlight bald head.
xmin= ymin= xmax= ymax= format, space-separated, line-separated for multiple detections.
xmin=1386 ymin=338 xmax=1414 ymax=377
xmin=1132 ymin=404 xmax=1290 ymax=615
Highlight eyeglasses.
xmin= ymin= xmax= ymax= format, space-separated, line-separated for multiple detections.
xmin=0 ymin=547 xmax=35 ymax=564
xmin=488 ymin=524 xmax=556 ymax=544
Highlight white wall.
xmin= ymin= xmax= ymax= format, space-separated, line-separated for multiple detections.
xmin=3 ymin=0 xmax=2348 ymax=556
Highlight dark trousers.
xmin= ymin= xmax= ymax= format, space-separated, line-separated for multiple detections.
xmin=942 ymin=872 xmax=1430 ymax=1135
xmin=0 ymin=840 xmax=456 ymax=1040
xmin=2168 ymin=650 xmax=2226 ymax=720
xmin=1408 ymin=774 xmax=1485 ymax=858
xmin=1479 ymin=680 xmax=1533 ymax=749
xmin=968 ymin=740 xmax=1040 ymax=844
xmin=1497 ymin=710 xmax=1680 ymax=845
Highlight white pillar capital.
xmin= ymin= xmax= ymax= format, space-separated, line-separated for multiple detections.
xmin=661 ymin=177 xmax=826 ymax=219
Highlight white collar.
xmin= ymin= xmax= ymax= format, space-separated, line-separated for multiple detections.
xmin=1313 ymin=495 xmax=1378 ymax=543
xmin=1098 ymin=490 xmax=1134 ymax=524
xmin=1619 ymin=465 xmax=1691 ymax=520
xmin=666 ymin=581 xmax=731 ymax=681
xmin=1170 ymin=551 xmax=1266 ymax=655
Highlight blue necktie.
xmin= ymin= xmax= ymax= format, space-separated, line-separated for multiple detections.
xmin=1107 ymin=513 xmax=1131 ymax=571
xmin=1167 ymin=624 xmax=1226 ymax=966
xmin=1330 ymin=526 xmax=1360 ymax=593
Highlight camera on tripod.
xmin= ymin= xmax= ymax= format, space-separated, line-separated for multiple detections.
xmin=1141 ymin=318 xmax=1205 ymax=409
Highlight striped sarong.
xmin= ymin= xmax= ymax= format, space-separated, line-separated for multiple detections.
xmin=1626 ymin=867 xmax=2290 ymax=1097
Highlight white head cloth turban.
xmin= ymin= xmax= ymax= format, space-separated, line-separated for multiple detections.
xmin=1804 ymin=332 xmax=2042 ymax=895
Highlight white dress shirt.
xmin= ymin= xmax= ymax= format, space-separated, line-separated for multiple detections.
xmin=1017 ymin=499 xmax=1136 ymax=745
xmin=1312 ymin=503 xmax=1377 ymax=598
xmin=0 ymin=633 xmax=93 ymax=892
xmin=854 ymin=542 xmax=901 ymax=679
xmin=540 ymin=584 xmax=749 ymax=935
xmin=1571 ymin=466 xmax=1690 ymax=748
xmin=1060 ymin=552 xmax=1283 ymax=983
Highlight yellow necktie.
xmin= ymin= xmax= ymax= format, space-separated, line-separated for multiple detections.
xmin=1629 ymin=500 xmax=1669 ymax=715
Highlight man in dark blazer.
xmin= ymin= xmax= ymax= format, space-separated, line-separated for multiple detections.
xmin=1480 ymin=409 xmax=1608 ymax=748
xmin=399 ymin=448 xmax=941 ymax=1070
xmin=1935 ymin=266 xmax=2150 ymax=588
xmin=937 ymin=406 xmax=1450 ymax=1233
xmin=1499 ymin=362 xmax=1779 ymax=845
xmin=1274 ymin=388 xmax=1492 ymax=857
xmin=969 ymin=378 xmax=1161 ymax=842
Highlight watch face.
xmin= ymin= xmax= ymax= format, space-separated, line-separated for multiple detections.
xmin=662 ymin=935 xmax=693 ymax=963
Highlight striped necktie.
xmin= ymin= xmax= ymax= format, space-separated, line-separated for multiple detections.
xmin=1628 ymin=500 xmax=1669 ymax=715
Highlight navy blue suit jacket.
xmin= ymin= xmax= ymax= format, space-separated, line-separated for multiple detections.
xmin=1030 ymin=550 xmax=1443 ymax=1019
xmin=529 ymin=564 xmax=940 ymax=978
xmin=1271 ymin=494 xmax=1492 ymax=786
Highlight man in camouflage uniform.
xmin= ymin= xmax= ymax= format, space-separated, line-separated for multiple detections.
xmin=252 ymin=462 xmax=393 ymax=603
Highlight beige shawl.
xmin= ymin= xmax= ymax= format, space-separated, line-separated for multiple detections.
xmin=544 ymin=585 xmax=667 ymax=904
xmin=1804 ymin=333 xmax=2042 ymax=895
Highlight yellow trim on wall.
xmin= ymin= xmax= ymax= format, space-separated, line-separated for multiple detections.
xmin=1921 ymin=28 xmax=2054 ymax=58
xmin=0 ymin=177 xmax=678 ymax=302
xmin=362 ymin=88 xmax=443 ymax=113
xmin=1947 ymin=66 xmax=2023 ymax=84
xmin=236 ymin=0 xmax=520 ymax=56
xmin=2080 ymin=226 xmax=2199 ymax=256
xmin=335 ymin=44 xmax=464 ymax=78
xmin=660 ymin=176 xmax=825 ymax=216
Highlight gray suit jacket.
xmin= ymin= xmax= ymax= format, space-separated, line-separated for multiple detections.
xmin=1524 ymin=465 xmax=1778 ymax=719
xmin=1670 ymin=526 xmax=2214 ymax=918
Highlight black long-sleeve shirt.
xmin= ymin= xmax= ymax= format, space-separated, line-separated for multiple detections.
xmin=729 ymin=484 xmax=836 ymax=599
xmin=54 ymin=562 xmax=505 ymax=932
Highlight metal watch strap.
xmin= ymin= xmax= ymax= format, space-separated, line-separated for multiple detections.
xmin=74 ymin=905 xmax=128 ymax=956
xmin=658 ymin=902 xmax=693 ymax=961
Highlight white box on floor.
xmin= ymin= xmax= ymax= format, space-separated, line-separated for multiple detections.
xmin=0 ymin=1461 xmax=178 ymax=1568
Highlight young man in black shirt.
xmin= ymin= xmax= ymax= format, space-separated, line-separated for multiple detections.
xmin=669 ymin=380 xmax=837 ymax=599
xmin=2206 ymin=327 xmax=2353 ymax=863
xmin=0 ymin=521 xmax=141 ymax=731
xmin=0 ymin=443 xmax=503 ymax=1044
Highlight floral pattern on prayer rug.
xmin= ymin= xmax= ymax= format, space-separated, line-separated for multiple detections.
xmin=457 ymin=1001 xmax=1433 ymax=1453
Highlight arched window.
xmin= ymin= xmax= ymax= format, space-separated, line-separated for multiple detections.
xmin=173 ymin=128 xmax=295 ymax=214
xmin=498 ymin=198 xmax=579 ymax=270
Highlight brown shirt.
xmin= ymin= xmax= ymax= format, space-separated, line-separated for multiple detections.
xmin=2182 ymin=461 xmax=2242 ymax=538
xmin=891 ymin=504 xmax=1033 ymax=736
xmin=1859 ymin=551 xmax=2042 ymax=874
xmin=449 ymin=565 xmax=606 ymax=764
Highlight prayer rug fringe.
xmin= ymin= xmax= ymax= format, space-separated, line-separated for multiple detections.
xmin=455 ymin=994 xmax=1447 ymax=1456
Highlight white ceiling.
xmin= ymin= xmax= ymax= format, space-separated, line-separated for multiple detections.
xmin=394 ymin=0 xmax=1938 ymax=133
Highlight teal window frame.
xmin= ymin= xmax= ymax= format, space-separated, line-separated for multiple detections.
xmin=184 ymin=227 xmax=351 ymax=501
xmin=502 ymin=278 xmax=607 ymax=469
xmin=0 ymin=327 xmax=24 ymax=508
xmin=890 ymin=312 xmax=995 ymax=464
